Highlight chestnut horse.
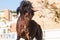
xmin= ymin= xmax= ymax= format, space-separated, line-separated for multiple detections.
xmin=16 ymin=1 xmax=42 ymax=40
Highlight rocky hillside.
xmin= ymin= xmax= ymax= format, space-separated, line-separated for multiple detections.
xmin=27 ymin=0 xmax=60 ymax=30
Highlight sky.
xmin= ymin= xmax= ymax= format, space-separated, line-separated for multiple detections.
xmin=0 ymin=0 xmax=23 ymax=10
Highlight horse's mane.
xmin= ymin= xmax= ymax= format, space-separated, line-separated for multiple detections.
xmin=16 ymin=1 xmax=34 ymax=16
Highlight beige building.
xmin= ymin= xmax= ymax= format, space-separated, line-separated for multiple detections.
xmin=0 ymin=9 xmax=17 ymax=32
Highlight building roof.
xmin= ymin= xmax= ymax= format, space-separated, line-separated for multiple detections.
xmin=0 ymin=9 xmax=16 ymax=13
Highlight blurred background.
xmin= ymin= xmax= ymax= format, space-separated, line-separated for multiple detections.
xmin=0 ymin=0 xmax=60 ymax=40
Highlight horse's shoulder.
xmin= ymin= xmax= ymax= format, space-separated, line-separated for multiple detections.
xmin=30 ymin=20 xmax=39 ymax=26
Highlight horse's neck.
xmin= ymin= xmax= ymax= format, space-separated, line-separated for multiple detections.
xmin=20 ymin=15 xmax=24 ymax=19
xmin=19 ymin=16 xmax=30 ymax=27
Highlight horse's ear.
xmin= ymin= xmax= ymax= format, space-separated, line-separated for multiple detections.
xmin=31 ymin=8 xmax=38 ymax=12
xmin=16 ymin=7 xmax=20 ymax=15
